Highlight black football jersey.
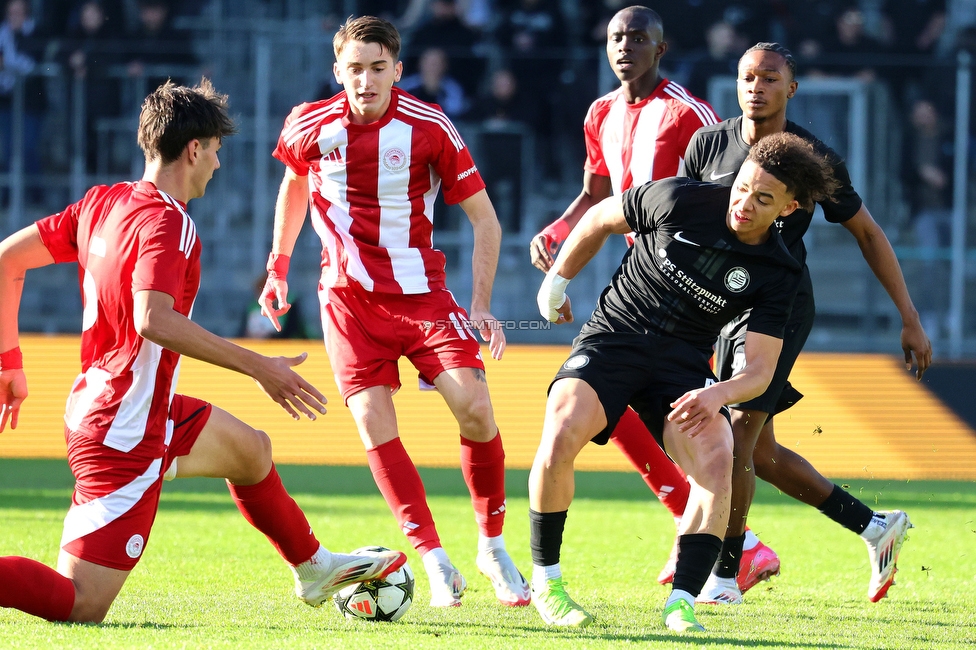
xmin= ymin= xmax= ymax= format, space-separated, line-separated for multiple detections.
xmin=579 ymin=177 xmax=802 ymax=354
xmin=682 ymin=116 xmax=863 ymax=266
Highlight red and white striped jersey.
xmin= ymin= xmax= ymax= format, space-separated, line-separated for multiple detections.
xmin=274 ymin=87 xmax=485 ymax=295
xmin=35 ymin=181 xmax=201 ymax=459
xmin=584 ymin=78 xmax=719 ymax=195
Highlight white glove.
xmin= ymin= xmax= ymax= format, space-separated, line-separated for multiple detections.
xmin=538 ymin=270 xmax=570 ymax=322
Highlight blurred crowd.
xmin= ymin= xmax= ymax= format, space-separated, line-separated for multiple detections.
xmin=0 ymin=0 xmax=971 ymax=242
xmin=0 ymin=0 xmax=200 ymax=182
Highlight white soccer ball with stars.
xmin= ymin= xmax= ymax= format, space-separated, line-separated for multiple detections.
xmin=332 ymin=546 xmax=414 ymax=622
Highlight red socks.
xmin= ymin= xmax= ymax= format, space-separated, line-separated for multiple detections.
xmin=227 ymin=464 xmax=320 ymax=566
xmin=367 ymin=438 xmax=441 ymax=554
xmin=460 ymin=431 xmax=507 ymax=537
xmin=0 ymin=556 xmax=75 ymax=621
xmin=609 ymin=408 xmax=690 ymax=519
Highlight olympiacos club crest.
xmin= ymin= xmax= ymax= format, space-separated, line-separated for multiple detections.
xmin=382 ymin=147 xmax=408 ymax=172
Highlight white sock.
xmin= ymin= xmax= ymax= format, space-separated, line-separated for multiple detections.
xmin=422 ymin=547 xmax=452 ymax=577
xmin=293 ymin=545 xmax=332 ymax=581
xmin=861 ymin=512 xmax=888 ymax=540
xmin=478 ymin=534 xmax=506 ymax=554
xmin=531 ymin=563 xmax=560 ymax=589
xmin=666 ymin=589 xmax=695 ymax=608
xmin=743 ymin=529 xmax=760 ymax=551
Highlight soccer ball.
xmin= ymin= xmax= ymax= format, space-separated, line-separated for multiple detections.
xmin=332 ymin=546 xmax=414 ymax=622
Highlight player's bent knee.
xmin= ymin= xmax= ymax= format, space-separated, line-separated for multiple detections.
xmin=455 ymin=394 xmax=495 ymax=436
xmin=687 ymin=432 xmax=733 ymax=485
xmin=241 ymin=428 xmax=273 ymax=471
xmin=752 ymin=436 xmax=781 ymax=479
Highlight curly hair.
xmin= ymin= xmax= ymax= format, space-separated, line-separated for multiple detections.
xmin=333 ymin=15 xmax=401 ymax=60
xmin=746 ymin=132 xmax=839 ymax=206
xmin=137 ymin=78 xmax=237 ymax=164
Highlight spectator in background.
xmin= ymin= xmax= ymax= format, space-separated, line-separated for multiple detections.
xmin=685 ymin=20 xmax=743 ymax=100
xmin=62 ymin=0 xmax=124 ymax=173
xmin=471 ymin=67 xmax=536 ymax=125
xmin=882 ymin=0 xmax=945 ymax=56
xmin=809 ymin=7 xmax=888 ymax=82
xmin=783 ymin=0 xmax=846 ymax=61
xmin=125 ymin=0 xmax=197 ymax=91
xmin=905 ymin=98 xmax=953 ymax=341
xmin=495 ymin=0 xmax=566 ymax=182
xmin=46 ymin=0 xmax=125 ymax=36
xmin=880 ymin=0 xmax=945 ymax=105
xmin=405 ymin=0 xmax=484 ymax=96
xmin=469 ymin=68 xmax=536 ymax=234
xmin=0 ymin=0 xmax=48 ymax=205
xmin=398 ymin=46 xmax=468 ymax=118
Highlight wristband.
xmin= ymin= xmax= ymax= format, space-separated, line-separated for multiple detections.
xmin=540 ymin=220 xmax=571 ymax=247
xmin=537 ymin=270 xmax=570 ymax=322
xmin=266 ymin=253 xmax=291 ymax=280
xmin=0 ymin=346 xmax=23 ymax=371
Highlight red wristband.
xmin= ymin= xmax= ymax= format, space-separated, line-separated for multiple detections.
xmin=541 ymin=220 xmax=571 ymax=246
xmin=0 ymin=346 xmax=23 ymax=371
xmin=266 ymin=253 xmax=291 ymax=280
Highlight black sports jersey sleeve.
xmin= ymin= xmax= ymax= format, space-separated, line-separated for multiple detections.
xmin=622 ymin=178 xmax=683 ymax=234
xmin=739 ymin=269 xmax=799 ymax=339
xmin=682 ymin=131 xmax=706 ymax=181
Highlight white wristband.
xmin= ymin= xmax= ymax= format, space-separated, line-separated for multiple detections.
xmin=538 ymin=270 xmax=570 ymax=322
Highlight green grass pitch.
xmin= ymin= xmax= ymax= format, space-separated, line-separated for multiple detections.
xmin=0 ymin=459 xmax=974 ymax=649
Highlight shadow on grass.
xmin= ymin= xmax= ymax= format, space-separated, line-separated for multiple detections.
xmin=71 ymin=618 xmax=849 ymax=647
xmin=1 ymin=458 xmax=974 ymax=509
xmin=393 ymin=619 xmax=850 ymax=647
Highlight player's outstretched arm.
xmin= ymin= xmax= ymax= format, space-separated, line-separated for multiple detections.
xmin=668 ymin=332 xmax=783 ymax=437
xmin=841 ymin=204 xmax=932 ymax=379
xmin=133 ymin=289 xmax=327 ymax=421
xmin=260 ymin=169 xmax=310 ymax=332
xmin=537 ymin=195 xmax=630 ymax=324
xmin=529 ymin=172 xmax=612 ymax=272
xmin=0 ymin=225 xmax=56 ymax=431
xmin=460 ymin=189 xmax=506 ymax=360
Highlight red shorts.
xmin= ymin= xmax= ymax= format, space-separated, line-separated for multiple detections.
xmin=60 ymin=395 xmax=212 ymax=571
xmin=319 ymin=282 xmax=485 ymax=402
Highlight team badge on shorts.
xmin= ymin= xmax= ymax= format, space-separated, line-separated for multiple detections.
xmin=724 ymin=267 xmax=750 ymax=292
xmin=382 ymin=147 xmax=408 ymax=172
xmin=126 ymin=534 xmax=145 ymax=559
xmin=563 ymin=354 xmax=590 ymax=370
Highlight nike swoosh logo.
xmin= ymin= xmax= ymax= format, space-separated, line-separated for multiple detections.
xmin=710 ymin=170 xmax=735 ymax=180
xmin=673 ymin=231 xmax=700 ymax=247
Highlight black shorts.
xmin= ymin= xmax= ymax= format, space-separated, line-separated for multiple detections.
xmin=714 ymin=273 xmax=814 ymax=415
xmin=550 ymin=331 xmax=731 ymax=448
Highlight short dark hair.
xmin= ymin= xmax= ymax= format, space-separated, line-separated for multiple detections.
xmin=619 ymin=5 xmax=662 ymax=26
xmin=137 ymin=78 xmax=237 ymax=164
xmin=333 ymin=15 xmax=401 ymax=60
xmin=747 ymin=132 xmax=839 ymax=206
xmin=741 ymin=42 xmax=797 ymax=81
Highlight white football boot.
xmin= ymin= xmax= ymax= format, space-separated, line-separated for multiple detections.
xmin=476 ymin=547 xmax=531 ymax=606
xmin=427 ymin=562 xmax=467 ymax=607
xmin=292 ymin=547 xmax=407 ymax=607
xmin=864 ymin=510 xmax=912 ymax=602
xmin=696 ymin=573 xmax=743 ymax=605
